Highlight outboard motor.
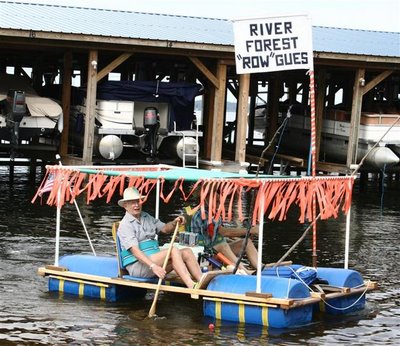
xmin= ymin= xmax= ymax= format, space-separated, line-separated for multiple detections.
xmin=5 ymin=90 xmax=26 ymax=158
xmin=143 ymin=106 xmax=160 ymax=162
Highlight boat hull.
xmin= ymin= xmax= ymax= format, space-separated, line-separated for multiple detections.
xmin=281 ymin=126 xmax=399 ymax=168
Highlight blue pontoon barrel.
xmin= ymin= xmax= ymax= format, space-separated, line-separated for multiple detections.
xmin=204 ymin=274 xmax=312 ymax=328
xmin=48 ymin=254 xmax=146 ymax=301
xmin=314 ymin=267 xmax=366 ymax=314
xmin=261 ymin=265 xmax=367 ymax=315
xmin=316 ymin=267 xmax=364 ymax=287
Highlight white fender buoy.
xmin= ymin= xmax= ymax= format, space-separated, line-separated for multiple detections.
xmin=99 ymin=135 xmax=123 ymax=160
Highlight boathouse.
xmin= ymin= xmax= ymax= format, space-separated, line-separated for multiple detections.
xmin=0 ymin=1 xmax=399 ymax=173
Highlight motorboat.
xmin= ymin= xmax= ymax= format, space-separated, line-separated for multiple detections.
xmin=254 ymin=105 xmax=400 ymax=169
xmin=0 ymin=73 xmax=63 ymax=155
xmin=72 ymin=81 xmax=203 ymax=164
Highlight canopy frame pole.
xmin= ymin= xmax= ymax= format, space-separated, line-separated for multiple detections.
xmin=55 ymin=190 xmax=61 ymax=266
xmin=58 ymin=155 xmax=96 ymax=256
xmin=155 ymin=179 xmax=160 ymax=219
xmin=256 ymin=187 xmax=265 ymax=293
xmin=73 ymin=198 xmax=96 ymax=256
xmin=344 ymin=206 xmax=351 ymax=269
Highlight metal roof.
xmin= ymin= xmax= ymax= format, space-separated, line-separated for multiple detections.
xmin=313 ymin=26 xmax=400 ymax=58
xmin=0 ymin=1 xmax=232 ymax=45
xmin=0 ymin=1 xmax=399 ymax=58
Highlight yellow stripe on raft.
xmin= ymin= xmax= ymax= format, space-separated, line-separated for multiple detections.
xmin=79 ymin=282 xmax=84 ymax=297
xmin=261 ymin=306 xmax=269 ymax=326
xmin=59 ymin=279 xmax=64 ymax=293
xmin=215 ymin=301 xmax=222 ymax=320
xmin=206 ymin=297 xmax=271 ymax=326
xmin=319 ymin=301 xmax=326 ymax=312
xmin=100 ymin=286 xmax=106 ymax=300
xmin=50 ymin=275 xmax=109 ymax=299
xmin=238 ymin=302 xmax=245 ymax=323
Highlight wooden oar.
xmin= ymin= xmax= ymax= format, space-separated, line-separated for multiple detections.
xmin=148 ymin=221 xmax=180 ymax=318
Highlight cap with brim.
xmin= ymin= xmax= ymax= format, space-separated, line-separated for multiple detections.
xmin=118 ymin=187 xmax=144 ymax=207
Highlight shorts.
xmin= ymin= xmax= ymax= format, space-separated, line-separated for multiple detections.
xmin=126 ymin=261 xmax=155 ymax=278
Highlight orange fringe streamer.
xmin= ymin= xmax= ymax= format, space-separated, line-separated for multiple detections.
xmin=31 ymin=166 xmax=355 ymax=224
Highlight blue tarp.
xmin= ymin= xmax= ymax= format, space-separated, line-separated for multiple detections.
xmin=94 ymin=81 xmax=204 ymax=131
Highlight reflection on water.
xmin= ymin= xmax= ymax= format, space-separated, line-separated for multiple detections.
xmin=0 ymin=167 xmax=399 ymax=345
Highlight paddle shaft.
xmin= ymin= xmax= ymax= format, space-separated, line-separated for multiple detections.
xmin=148 ymin=221 xmax=180 ymax=318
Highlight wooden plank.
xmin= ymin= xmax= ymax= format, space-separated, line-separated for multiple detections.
xmin=262 ymin=261 xmax=293 ymax=268
xmin=289 ymin=297 xmax=322 ymax=308
xmin=60 ymin=50 xmax=72 ymax=157
xmin=315 ymin=284 xmax=350 ymax=293
xmin=311 ymin=292 xmax=325 ymax=299
xmin=315 ymin=68 xmax=326 ymax=160
xmin=235 ymin=73 xmax=250 ymax=163
xmin=82 ymin=50 xmax=98 ymax=165
xmin=245 ymin=292 xmax=273 ymax=299
xmin=324 ymin=284 xmax=375 ymax=300
xmin=346 ymin=68 xmax=365 ymax=167
xmin=203 ymin=296 xmax=278 ymax=308
xmin=210 ymin=62 xmax=227 ymax=162
xmin=245 ymin=153 xmax=304 ymax=167
xmin=49 ymin=275 xmax=110 ymax=288
xmin=316 ymin=161 xmax=350 ymax=174
xmin=44 ymin=265 xmax=68 ymax=272
xmin=38 ymin=267 xmax=301 ymax=308
xmin=366 ymin=280 xmax=378 ymax=289
xmin=196 ymin=269 xmax=233 ymax=289
xmin=189 ymin=56 xmax=219 ymax=88
xmin=362 ymin=70 xmax=393 ymax=95
xmin=96 ymin=52 xmax=132 ymax=82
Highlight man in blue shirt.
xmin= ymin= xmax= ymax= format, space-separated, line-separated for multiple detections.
xmin=189 ymin=206 xmax=260 ymax=274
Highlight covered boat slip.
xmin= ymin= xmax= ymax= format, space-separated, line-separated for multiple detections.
xmin=34 ymin=164 xmax=376 ymax=327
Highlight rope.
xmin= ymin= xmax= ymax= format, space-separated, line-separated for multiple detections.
xmin=320 ymin=283 xmax=370 ymax=311
xmin=276 ymin=266 xmax=371 ymax=311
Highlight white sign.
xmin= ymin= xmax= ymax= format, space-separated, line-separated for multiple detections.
xmin=232 ymin=15 xmax=313 ymax=74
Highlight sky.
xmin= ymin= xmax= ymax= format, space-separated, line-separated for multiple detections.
xmin=23 ymin=0 xmax=400 ymax=32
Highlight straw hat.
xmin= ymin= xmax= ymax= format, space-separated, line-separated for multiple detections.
xmin=118 ymin=187 xmax=144 ymax=207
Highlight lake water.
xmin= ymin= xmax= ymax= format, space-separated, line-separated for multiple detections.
xmin=0 ymin=166 xmax=399 ymax=345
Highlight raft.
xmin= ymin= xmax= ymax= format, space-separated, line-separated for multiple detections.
xmin=34 ymin=163 xmax=377 ymax=329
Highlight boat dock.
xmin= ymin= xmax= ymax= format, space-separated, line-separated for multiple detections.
xmin=0 ymin=3 xmax=399 ymax=179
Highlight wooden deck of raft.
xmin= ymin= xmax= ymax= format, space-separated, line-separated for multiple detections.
xmin=38 ymin=265 xmax=378 ymax=310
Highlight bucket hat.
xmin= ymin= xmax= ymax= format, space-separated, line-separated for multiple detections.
xmin=118 ymin=187 xmax=144 ymax=207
